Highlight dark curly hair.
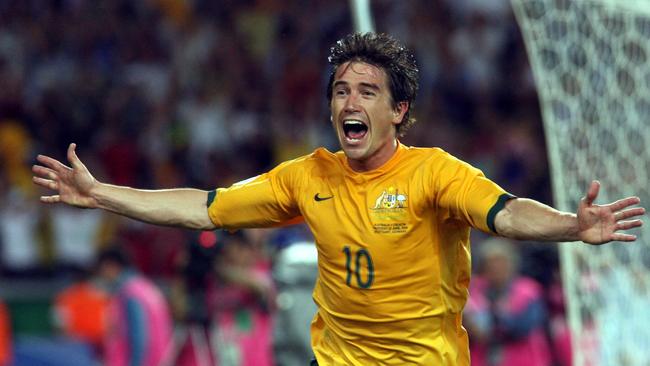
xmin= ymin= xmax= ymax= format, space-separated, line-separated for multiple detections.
xmin=327 ymin=33 xmax=419 ymax=136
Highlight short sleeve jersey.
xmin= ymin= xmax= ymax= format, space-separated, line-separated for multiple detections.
xmin=208 ymin=143 xmax=512 ymax=365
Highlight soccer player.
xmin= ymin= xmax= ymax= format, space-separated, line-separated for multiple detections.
xmin=32 ymin=33 xmax=644 ymax=365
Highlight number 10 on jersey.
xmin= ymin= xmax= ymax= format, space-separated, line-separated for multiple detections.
xmin=342 ymin=246 xmax=374 ymax=289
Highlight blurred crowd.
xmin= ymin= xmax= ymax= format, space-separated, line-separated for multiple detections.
xmin=0 ymin=0 xmax=568 ymax=365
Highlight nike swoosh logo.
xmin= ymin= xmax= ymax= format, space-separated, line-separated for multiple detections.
xmin=314 ymin=193 xmax=334 ymax=202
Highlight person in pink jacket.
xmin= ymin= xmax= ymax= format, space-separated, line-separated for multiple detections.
xmin=465 ymin=238 xmax=552 ymax=366
xmin=208 ymin=230 xmax=275 ymax=366
xmin=97 ymin=248 xmax=173 ymax=366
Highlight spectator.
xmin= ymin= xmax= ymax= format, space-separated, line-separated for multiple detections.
xmin=465 ymin=238 xmax=552 ymax=366
xmin=52 ymin=267 xmax=109 ymax=353
xmin=546 ymin=270 xmax=572 ymax=366
xmin=50 ymin=206 xmax=105 ymax=271
xmin=209 ymin=231 xmax=275 ymax=366
xmin=0 ymin=186 xmax=41 ymax=275
xmin=169 ymin=231 xmax=219 ymax=366
xmin=97 ymin=247 xmax=173 ymax=366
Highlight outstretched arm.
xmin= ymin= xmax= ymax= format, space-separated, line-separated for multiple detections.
xmin=495 ymin=181 xmax=644 ymax=244
xmin=32 ymin=143 xmax=216 ymax=230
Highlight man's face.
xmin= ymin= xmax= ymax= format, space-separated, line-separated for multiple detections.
xmin=484 ymin=253 xmax=513 ymax=288
xmin=97 ymin=261 xmax=121 ymax=288
xmin=330 ymin=61 xmax=407 ymax=171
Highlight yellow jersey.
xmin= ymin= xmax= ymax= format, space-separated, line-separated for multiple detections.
xmin=208 ymin=143 xmax=512 ymax=365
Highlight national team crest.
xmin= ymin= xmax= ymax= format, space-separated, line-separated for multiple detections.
xmin=370 ymin=187 xmax=409 ymax=233
xmin=373 ymin=187 xmax=408 ymax=209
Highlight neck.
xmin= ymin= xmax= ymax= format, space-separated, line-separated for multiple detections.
xmin=347 ymin=138 xmax=398 ymax=172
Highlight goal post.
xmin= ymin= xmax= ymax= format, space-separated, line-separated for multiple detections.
xmin=349 ymin=0 xmax=375 ymax=33
xmin=512 ymin=1 xmax=650 ymax=365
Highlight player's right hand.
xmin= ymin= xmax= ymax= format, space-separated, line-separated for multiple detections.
xmin=32 ymin=143 xmax=99 ymax=208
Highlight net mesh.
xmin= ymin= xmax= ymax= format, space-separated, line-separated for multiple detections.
xmin=511 ymin=1 xmax=650 ymax=365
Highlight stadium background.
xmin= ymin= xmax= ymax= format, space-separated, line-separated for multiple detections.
xmin=0 ymin=0 xmax=564 ymax=364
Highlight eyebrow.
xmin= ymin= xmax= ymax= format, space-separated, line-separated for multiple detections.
xmin=332 ymin=80 xmax=381 ymax=91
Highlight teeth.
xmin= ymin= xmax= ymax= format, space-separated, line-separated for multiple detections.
xmin=342 ymin=119 xmax=367 ymax=143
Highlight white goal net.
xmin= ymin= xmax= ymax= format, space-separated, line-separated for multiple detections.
xmin=512 ymin=1 xmax=650 ymax=365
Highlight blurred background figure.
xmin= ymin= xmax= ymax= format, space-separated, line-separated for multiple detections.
xmin=546 ymin=269 xmax=572 ymax=366
xmin=167 ymin=231 xmax=219 ymax=366
xmin=0 ymin=121 xmax=43 ymax=276
xmin=96 ymin=247 xmax=173 ymax=366
xmin=208 ymin=231 xmax=275 ymax=366
xmin=50 ymin=206 xmax=105 ymax=274
xmin=465 ymin=238 xmax=551 ymax=366
xmin=272 ymin=241 xmax=319 ymax=366
xmin=0 ymin=299 xmax=11 ymax=366
xmin=52 ymin=267 xmax=109 ymax=357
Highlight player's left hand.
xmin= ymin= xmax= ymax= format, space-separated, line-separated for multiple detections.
xmin=578 ymin=180 xmax=645 ymax=244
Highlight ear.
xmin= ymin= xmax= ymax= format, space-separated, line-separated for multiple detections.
xmin=392 ymin=101 xmax=409 ymax=125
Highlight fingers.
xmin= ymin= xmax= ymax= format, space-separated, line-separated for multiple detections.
xmin=33 ymin=176 xmax=58 ymax=191
xmin=67 ymin=143 xmax=84 ymax=170
xmin=40 ymin=195 xmax=61 ymax=204
xmin=610 ymin=232 xmax=637 ymax=242
xmin=609 ymin=217 xmax=644 ymax=243
xmin=614 ymin=207 xmax=646 ymax=221
xmin=609 ymin=196 xmax=642 ymax=212
xmin=615 ymin=219 xmax=643 ymax=231
xmin=33 ymin=164 xmax=60 ymax=192
xmin=583 ymin=180 xmax=600 ymax=206
xmin=36 ymin=154 xmax=71 ymax=173
xmin=32 ymin=164 xmax=58 ymax=180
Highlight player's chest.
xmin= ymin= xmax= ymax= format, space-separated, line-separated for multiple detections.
xmin=300 ymin=177 xmax=426 ymax=242
xmin=300 ymin=175 xmax=437 ymax=283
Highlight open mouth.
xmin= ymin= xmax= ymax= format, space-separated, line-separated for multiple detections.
xmin=342 ymin=120 xmax=368 ymax=141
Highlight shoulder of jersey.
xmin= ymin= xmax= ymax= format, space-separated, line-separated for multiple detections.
xmin=406 ymin=146 xmax=480 ymax=176
xmin=401 ymin=145 xmax=451 ymax=163
xmin=275 ymin=148 xmax=342 ymax=176
xmin=277 ymin=148 xmax=332 ymax=166
xmin=310 ymin=147 xmax=344 ymax=166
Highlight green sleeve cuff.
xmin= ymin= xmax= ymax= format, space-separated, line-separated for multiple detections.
xmin=487 ymin=193 xmax=516 ymax=234
xmin=207 ymin=190 xmax=217 ymax=207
